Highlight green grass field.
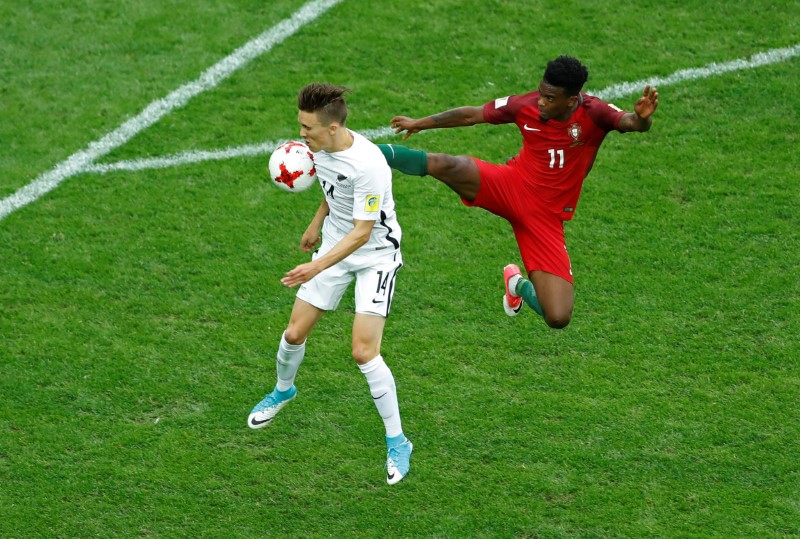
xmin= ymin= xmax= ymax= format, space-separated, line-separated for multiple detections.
xmin=2 ymin=1 xmax=799 ymax=537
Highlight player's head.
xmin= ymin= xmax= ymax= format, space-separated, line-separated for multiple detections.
xmin=543 ymin=56 xmax=589 ymax=96
xmin=297 ymin=83 xmax=351 ymax=152
xmin=538 ymin=56 xmax=589 ymax=121
xmin=298 ymin=83 xmax=350 ymax=125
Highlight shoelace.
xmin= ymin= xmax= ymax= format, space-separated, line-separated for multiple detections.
xmin=387 ymin=444 xmax=409 ymax=470
xmin=256 ymin=392 xmax=281 ymax=412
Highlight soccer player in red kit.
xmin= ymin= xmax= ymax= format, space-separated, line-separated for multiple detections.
xmin=378 ymin=56 xmax=658 ymax=329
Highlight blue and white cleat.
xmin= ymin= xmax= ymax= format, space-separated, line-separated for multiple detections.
xmin=386 ymin=438 xmax=413 ymax=485
xmin=248 ymin=386 xmax=297 ymax=429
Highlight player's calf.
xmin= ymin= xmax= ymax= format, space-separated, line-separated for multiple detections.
xmin=378 ymin=144 xmax=428 ymax=176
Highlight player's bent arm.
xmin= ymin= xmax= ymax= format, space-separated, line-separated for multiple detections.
xmin=310 ymin=219 xmax=373 ymax=273
xmin=618 ymin=111 xmax=653 ymax=133
xmin=300 ymin=199 xmax=329 ymax=251
xmin=618 ymin=85 xmax=658 ymax=133
xmin=281 ymin=219 xmax=373 ymax=288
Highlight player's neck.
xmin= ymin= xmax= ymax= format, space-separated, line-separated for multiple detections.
xmin=328 ymin=128 xmax=354 ymax=153
xmin=554 ymin=101 xmax=580 ymax=123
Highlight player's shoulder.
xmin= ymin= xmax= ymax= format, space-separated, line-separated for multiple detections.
xmin=491 ymin=90 xmax=539 ymax=110
xmin=352 ymin=131 xmax=387 ymax=161
xmin=350 ymin=130 xmax=376 ymax=150
xmin=348 ymin=131 xmax=391 ymax=175
xmin=580 ymin=92 xmax=623 ymax=112
xmin=580 ymin=92 xmax=626 ymax=127
xmin=580 ymin=92 xmax=604 ymax=109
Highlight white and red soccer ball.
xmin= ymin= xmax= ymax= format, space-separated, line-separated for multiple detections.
xmin=268 ymin=141 xmax=317 ymax=192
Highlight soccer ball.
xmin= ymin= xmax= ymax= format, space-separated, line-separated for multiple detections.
xmin=268 ymin=141 xmax=317 ymax=192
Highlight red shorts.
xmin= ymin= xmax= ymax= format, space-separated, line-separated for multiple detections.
xmin=462 ymin=158 xmax=574 ymax=284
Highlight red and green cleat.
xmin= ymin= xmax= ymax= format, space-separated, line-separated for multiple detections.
xmin=503 ymin=264 xmax=523 ymax=317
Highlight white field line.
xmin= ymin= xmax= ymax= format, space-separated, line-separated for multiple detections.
xmin=82 ymin=43 xmax=800 ymax=177
xmin=0 ymin=0 xmax=343 ymax=221
xmin=592 ymin=43 xmax=800 ymax=100
xmin=83 ymin=127 xmax=396 ymax=174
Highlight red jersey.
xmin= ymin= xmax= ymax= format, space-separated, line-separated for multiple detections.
xmin=482 ymin=91 xmax=625 ymax=220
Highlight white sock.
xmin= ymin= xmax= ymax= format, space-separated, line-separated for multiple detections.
xmin=508 ymin=274 xmax=522 ymax=297
xmin=358 ymin=355 xmax=403 ymax=438
xmin=276 ymin=332 xmax=305 ymax=391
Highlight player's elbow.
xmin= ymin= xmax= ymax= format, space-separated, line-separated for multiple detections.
xmin=634 ymin=115 xmax=653 ymax=133
xmin=463 ymin=106 xmax=485 ymax=126
xmin=349 ymin=231 xmax=371 ymax=251
xmin=355 ymin=229 xmax=372 ymax=246
xmin=351 ymin=221 xmax=374 ymax=246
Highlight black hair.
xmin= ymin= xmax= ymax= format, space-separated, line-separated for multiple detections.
xmin=543 ymin=56 xmax=589 ymax=96
xmin=297 ymin=83 xmax=350 ymax=126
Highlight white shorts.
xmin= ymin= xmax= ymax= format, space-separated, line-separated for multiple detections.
xmin=296 ymin=243 xmax=403 ymax=317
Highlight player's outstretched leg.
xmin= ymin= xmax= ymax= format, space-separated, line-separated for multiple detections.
xmin=385 ymin=434 xmax=413 ymax=485
xmin=248 ymin=386 xmax=297 ymax=429
xmin=502 ymin=264 xmax=544 ymax=317
xmin=378 ymin=144 xmax=428 ymax=176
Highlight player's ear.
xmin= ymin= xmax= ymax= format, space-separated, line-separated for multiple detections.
xmin=567 ymin=94 xmax=579 ymax=108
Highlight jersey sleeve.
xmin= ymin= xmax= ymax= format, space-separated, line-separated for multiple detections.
xmin=584 ymin=95 xmax=627 ymax=132
xmin=352 ymin=159 xmax=389 ymax=222
xmin=483 ymin=95 xmax=521 ymax=125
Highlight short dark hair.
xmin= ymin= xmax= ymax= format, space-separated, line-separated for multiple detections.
xmin=543 ymin=56 xmax=589 ymax=96
xmin=297 ymin=83 xmax=350 ymax=126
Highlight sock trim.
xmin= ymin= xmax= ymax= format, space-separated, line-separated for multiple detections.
xmin=358 ymin=354 xmax=384 ymax=374
xmin=509 ymin=275 xmax=522 ymax=297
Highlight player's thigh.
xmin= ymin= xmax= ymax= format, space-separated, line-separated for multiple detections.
xmin=512 ymin=211 xmax=573 ymax=284
xmin=427 ymin=153 xmax=481 ymax=201
xmin=465 ymin=159 xmax=528 ymax=220
xmin=350 ymin=251 xmax=402 ymax=363
xmin=353 ymin=250 xmax=403 ymax=317
xmin=351 ymin=312 xmax=387 ymax=364
xmin=295 ymin=254 xmax=353 ymax=312
xmin=285 ymin=298 xmax=326 ymax=344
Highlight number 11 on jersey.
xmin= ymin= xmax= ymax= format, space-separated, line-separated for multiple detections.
xmin=548 ymin=148 xmax=564 ymax=169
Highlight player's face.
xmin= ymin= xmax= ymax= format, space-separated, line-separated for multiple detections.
xmin=298 ymin=110 xmax=332 ymax=152
xmin=537 ymin=81 xmax=578 ymax=122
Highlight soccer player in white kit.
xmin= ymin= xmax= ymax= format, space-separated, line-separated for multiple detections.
xmin=248 ymin=83 xmax=412 ymax=485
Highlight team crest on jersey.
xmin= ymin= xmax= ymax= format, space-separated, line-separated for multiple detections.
xmin=335 ymin=173 xmax=352 ymax=189
xmin=567 ymin=123 xmax=583 ymax=147
xmin=365 ymin=195 xmax=380 ymax=212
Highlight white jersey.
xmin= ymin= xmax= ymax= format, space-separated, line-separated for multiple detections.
xmin=312 ymin=130 xmax=401 ymax=254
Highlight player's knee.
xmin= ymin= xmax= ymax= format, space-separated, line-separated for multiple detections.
xmin=544 ymin=310 xmax=572 ymax=329
xmin=546 ymin=317 xmax=570 ymax=330
xmin=283 ymin=327 xmax=307 ymax=345
xmin=351 ymin=341 xmax=378 ymax=364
